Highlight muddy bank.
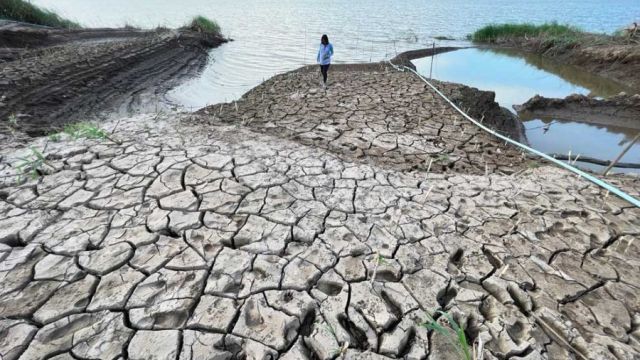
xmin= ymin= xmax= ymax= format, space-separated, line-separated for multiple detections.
xmin=390 ymin=47 xmax=526 ymax=142
xmin=485 ymin=37 xmax=640 ymax=92
xmin=0 ymin=21 xmax=226 ymax=139
xmin=389 ymin=46 xmax=460 ymax=70
xmin=197 ymin=63 xmax=528 ymax=175
xmin=516 ymin=93 xmax=640 ymax=130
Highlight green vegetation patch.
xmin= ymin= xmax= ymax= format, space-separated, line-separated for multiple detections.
xmin=471 ymin=22 xmax=582 ymax=44
xmin=188 ymin=15 xmax=221 ymax=36
xmin=63 ymin=122 xmax=108 ymax=140
xmin=422 ymin=310 xmax=472 ymax=360
xmin=0 ymin=0 xmax=81 ymax=29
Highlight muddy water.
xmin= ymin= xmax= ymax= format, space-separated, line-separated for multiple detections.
xmin=412 ymin=48 xmax=639 ymax=174
xmin=32 ymin=0 xmax=640 ymax=108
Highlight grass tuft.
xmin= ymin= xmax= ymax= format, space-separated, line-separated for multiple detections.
xmin=0 ymin=0 xmax=81 ymax=29
xmin=188 ymin=15 xmax=221 ymax=36
xmin=422 ymin=310 xmax=472 ymax=360
xmin=471 ymin=22 xmax=582 ymax=45
xmin=63 ymin=122 xmax=108 ymax=140
xmin=15 ymin=146 xmax=50 ymax=181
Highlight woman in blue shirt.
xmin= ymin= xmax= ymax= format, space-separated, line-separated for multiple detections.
xmin=317 ymin=34 xmax=334 ymax=88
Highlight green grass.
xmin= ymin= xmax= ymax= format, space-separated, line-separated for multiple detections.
xmin=15 ymin=146 xmax=50 ymax=181
xmin=0 ymin=0 xmax=81 ymax=29
xmin=471 ymin=22 xmax=582 ymax=44
xmin=63 ymin=122 xmax=108 ymax=140
xmin=422 ymin=310 xmax=472 ymax=360
xmin=188 ymin=15 xmax=221 ymax=36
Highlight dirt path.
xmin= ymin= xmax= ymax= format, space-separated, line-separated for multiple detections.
xmin=0 ymin=21 xmax=225 ymax=138
xmin=0 ymin=66 xmax=638 ymax=359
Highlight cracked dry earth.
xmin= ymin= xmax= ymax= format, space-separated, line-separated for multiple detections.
xmin=0 ymin=68 xmax=639 ymax=360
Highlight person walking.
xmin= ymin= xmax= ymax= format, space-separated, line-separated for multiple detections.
xmin=317 ymin=34 xmax=334 ymax=89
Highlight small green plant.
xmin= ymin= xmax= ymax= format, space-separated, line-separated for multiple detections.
xmin=15 ymin=147 xmax=51 ymax=181
xmin=526 ymin=161 xmax=541 ymax=169
xmin=422 ymin=310 xmax=472 ymax=360
xmin=47 ymin=132 xmax=62 ymax=142
xmin=63 ymin=122 xmax=108 ymax=140
xmin=0 ymin=0 xmax=81 ymax=29
xmin=8 ymin=113 xmax=18 ymax=127
xmin=188 ymin=16 xmax=221 ymax=35
xmin=435 ymin=154 xmax=450 ymax=163
xmin=471 ymin=22 xmax=582 ymax=45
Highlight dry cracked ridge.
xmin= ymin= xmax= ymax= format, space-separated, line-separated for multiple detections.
xmin=197 ymin=65 xmax=528 ymax=176
xmin=0 ymin=69 xmax=639 ymax=360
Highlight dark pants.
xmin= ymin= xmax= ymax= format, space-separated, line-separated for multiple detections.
xmin=320 ymin=64 xmax=330 ymax=83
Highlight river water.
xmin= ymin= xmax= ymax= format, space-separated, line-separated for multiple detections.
xmin=33 ymin=0 xmax=640 ymax=107
xmin=413 ymin=49 xmax=639 ymax=173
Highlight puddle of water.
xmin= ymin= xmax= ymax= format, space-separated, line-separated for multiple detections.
xmin=412 ymin=48 xmax=639 ymax=174
xmin=525 ymin=118 xmax=640 ymax=174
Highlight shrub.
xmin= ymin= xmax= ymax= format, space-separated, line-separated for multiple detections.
xmin=188 ymin=15 xmax=221 ymax=36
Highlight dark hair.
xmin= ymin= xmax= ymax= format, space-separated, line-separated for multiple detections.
xmin=321 ymin=34 xmax=329 ymax=45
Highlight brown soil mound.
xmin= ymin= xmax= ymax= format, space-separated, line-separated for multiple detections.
xmin=515 ymin=93 xmax=640 ymax=130
xmin=0 ymin=21 xmax=226 ymax=138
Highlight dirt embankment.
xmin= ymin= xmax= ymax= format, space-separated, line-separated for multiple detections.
xmin=486 ymin=36 xmax=640 ymax=93
xmin=0 ymin=21 xmax=226 ymax=138
xmin=389 ymin=47 xmax=526 ymax=142
xmin=515 ymin=92 xmax=640 ymax=130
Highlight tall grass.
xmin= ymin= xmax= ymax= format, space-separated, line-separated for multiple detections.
xmin=471 ymin=22 xmax=581 ymax=44
xmin=0 ymin=0 xmax=81 ymax=29
xmin=188 ymin=15 xmax=221 ymax=36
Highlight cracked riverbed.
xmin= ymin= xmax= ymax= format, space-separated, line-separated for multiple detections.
xmin=0 ymin=66 xmax=639 ymax=359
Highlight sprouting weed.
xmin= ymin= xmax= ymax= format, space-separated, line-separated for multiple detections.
xmin=369 ymin=251 xmax=385 ymax=285
xmin=422 ymin=310 xmax=472 ymax=360
xmin=435 ymin=154 xmax=449 ymax=163
xmin=332 ymin=342 xmax=349 ymax=357
xmin=47 ymin=132 xmax=62 ymax=142
xmin=8 ymin=113 xmax=18 ymax=127
xmin=324 ymin=323 xmax=336 ymax=337
xmin=63 ymin=122 xmax=108 ymax=140
xmin=15 ymin=147 xmax=51 ymax=182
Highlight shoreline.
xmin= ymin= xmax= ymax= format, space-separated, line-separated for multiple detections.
xmin=0 ymin=20 xmax=226 ymax=139
xmin=478 ymin=39 xmax=640 ymax=94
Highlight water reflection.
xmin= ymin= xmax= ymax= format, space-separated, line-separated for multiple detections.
xmin=524 ymin=118 xmax=640 ymax=174
xmin=488 ymin=48 xmax=635 ymax=97
xmin=412 ymin=48 xmax=638 ymax=173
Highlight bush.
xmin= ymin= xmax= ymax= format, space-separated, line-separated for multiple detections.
xmin=471 ymin=22 xmax=581 ymax=43
xmin=188 ymin=15 xmax=221 ymax=36
xmin=0 ymin=0 xmax=81 ymax=29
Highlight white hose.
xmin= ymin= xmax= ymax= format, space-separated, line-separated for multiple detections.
xmin=387 ymin=60 xmax=640 ymax=208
